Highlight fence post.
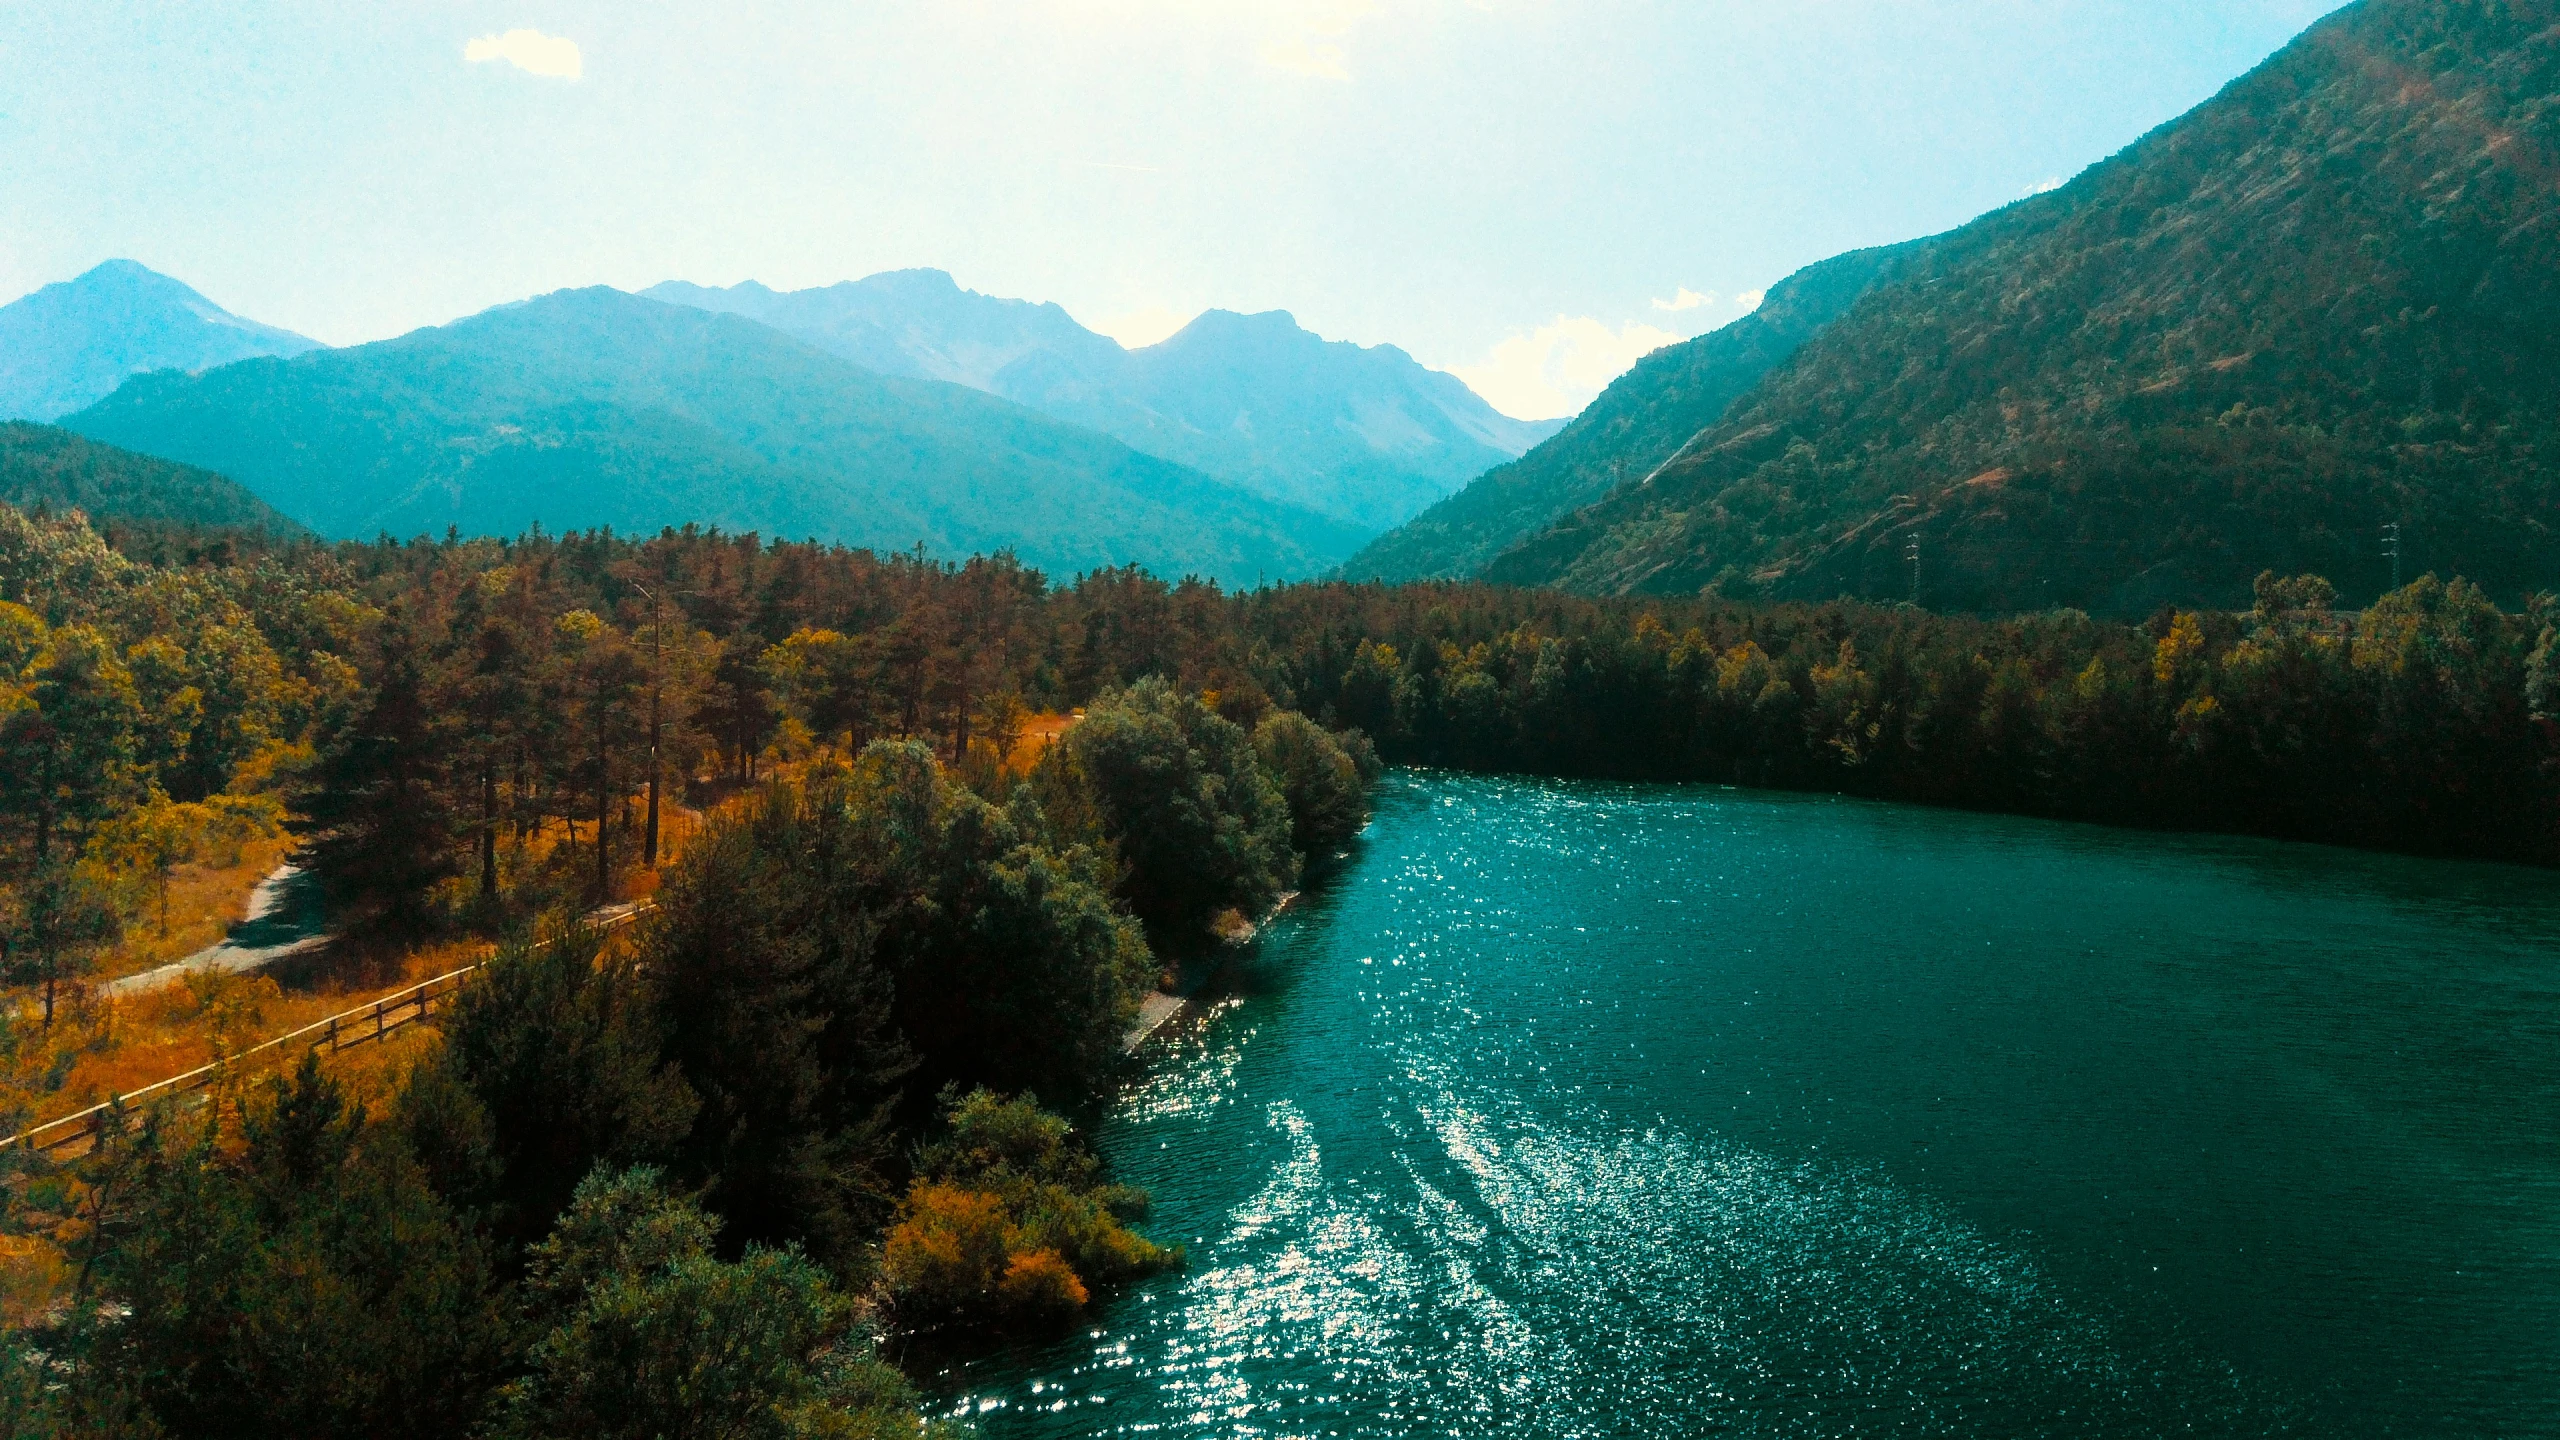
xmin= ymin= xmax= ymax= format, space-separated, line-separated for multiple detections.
xmin=2 ymin=903 xmax=657 ymax=1155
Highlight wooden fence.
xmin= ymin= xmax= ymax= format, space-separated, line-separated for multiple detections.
xmin=2 ymin=902 xmax=655 ymax=1160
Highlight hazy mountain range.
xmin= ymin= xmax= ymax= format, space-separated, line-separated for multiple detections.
xmin=643 ymin=271 xmax=1562 ymax=531
xmin=0 ymin=260 xmax=319 ymax=423
xmin=26 ymin=0 xmax=2537 ymax=613
xmin=64 ymin=288 xmax=1370 ymax=587
xmin=3 ymin=259 xmax=1561 ymax=584
xmin=1379 ymin=0 xmax=2560 ymax=612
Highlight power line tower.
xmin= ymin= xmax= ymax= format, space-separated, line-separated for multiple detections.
xmin=2382 ymin=521 xmax=2403 ymax=592
xmin=1904 ymin=537 xmax=1922 ymax=607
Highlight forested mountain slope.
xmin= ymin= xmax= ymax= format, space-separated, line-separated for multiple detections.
xmin=64 ymin=288 xmax=1361 ymax=587
xmin=1488 ymin=0 xmax=2560 ymax=613
xmin=648 ymin=271 xmax=1559 ymax=532
xmin=1343 ymin=241 xmax=1921 ymax=581
xmin=0 ymin=261 xmax=318 ymax=423
xmin=0 ymin=423 xmax=299 ymax=539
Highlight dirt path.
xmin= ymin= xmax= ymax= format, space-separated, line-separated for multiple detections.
xmin=101 ymin=860 xmax=329 ymax=998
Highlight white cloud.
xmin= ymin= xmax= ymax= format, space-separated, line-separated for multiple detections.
xmin=1086 ymin=304 xmax=1194 ymax=348
xmin=1453 ymin=315 xmax=1681 ymax=421
xmin=1260 ymin=0 xmax=1378 ymax=81
xmin=2025 ymin=175 xmax=2063 ymax=196
xmin=465 ymin=29 xmax=583 ymax=80
xmin=1733 ymin=288 xmax=1765 ymax=312
xmin=1651 ymin=286 xmax=1714 ymax=313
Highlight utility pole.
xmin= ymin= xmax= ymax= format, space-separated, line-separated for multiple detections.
xmin=1905 ymin=537 xmax=1922 ymax=607
xmin=632 ymin=581 xmax=665 ymax=868
xmin=2382 ymin=522 xmax=2403 ymax=593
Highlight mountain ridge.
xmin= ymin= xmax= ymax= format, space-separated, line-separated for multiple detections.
xmin=0 ymin=261 xmax=319 ymax=423
xmin=64 ymin=287 xmax=1364 ymax=587
xmin=645 ymin=270 xmax=1561 ymax=532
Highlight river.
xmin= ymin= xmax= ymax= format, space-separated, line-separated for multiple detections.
xmin=931 ymin=770 xmax=2560 ymax=1436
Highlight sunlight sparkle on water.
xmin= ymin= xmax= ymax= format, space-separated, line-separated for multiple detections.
xmin=937 ymin=772 xmax=2560 ymax=1438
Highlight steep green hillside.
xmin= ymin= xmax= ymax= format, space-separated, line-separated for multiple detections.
xmin=0 ymin=422 xmax=299 ymax=538
xmin=1489 ymin=0 xmax=2560 ymax=613
xmin=66 ymin=289 xmax=1363 ymax=587
xmin=1342 ymin=242 xmax=1920 ymax=581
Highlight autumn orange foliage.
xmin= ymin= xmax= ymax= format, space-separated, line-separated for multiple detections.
xmin=876 ymin=1089 xmax=1176 ymax=1332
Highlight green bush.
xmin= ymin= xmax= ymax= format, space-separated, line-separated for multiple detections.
xmin=1044 ymin=677 xmax=1295 ymax=947
xmin=1252 ymin=710 xmax=1371 ymax=858
xmin=499 ymin=1167 xmax=942 ymax=1440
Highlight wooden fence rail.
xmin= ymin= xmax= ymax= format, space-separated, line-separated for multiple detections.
xmin=3 ymin=903 xmax=655 ymax=1160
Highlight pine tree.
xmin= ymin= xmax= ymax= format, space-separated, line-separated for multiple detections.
xmin=1 ymin=860 xmax=121 ymax=1028
xmin=302 ymin=625 xmax=457 ymax=928
xmin=0 ymin=625 xmax=142 ymax=861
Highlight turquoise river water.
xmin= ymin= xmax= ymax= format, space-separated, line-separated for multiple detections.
xmin=929 ymin=771 xmax=2560 ymax=1437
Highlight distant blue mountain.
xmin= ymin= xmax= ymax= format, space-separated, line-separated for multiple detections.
xmin=644 ymin=271 xmax=1122 ymax=392
xmin=65 ymin=288 xmax=1363 ymax=587
xmin=645 ymin=271 xmax=1564 ymax=533
xmin=0 ymin=261 xmax=319 ymax=422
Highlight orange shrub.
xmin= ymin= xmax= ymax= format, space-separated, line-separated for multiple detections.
xmin=996 ymin=1248 xmax=1087 ymax=1322
xmin=879 ymin=1184 xmax=1011 ymax=1321
xmin=884 ymin=1091 xmax=1182 ymax=1334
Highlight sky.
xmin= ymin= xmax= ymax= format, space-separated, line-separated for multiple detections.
xmin=0 ymin=0 xmax=2345 ymax=419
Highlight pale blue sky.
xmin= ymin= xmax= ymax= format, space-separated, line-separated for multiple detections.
xmin=0 ymin=0 xmax=2343 ymax=416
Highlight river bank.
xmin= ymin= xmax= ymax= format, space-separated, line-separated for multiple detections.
xmin=1119 ymin=891 xmax=1300 ymax=1054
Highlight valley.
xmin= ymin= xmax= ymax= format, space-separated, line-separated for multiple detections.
xmin=4 ymin=1 xmax=2559 ymax=1436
